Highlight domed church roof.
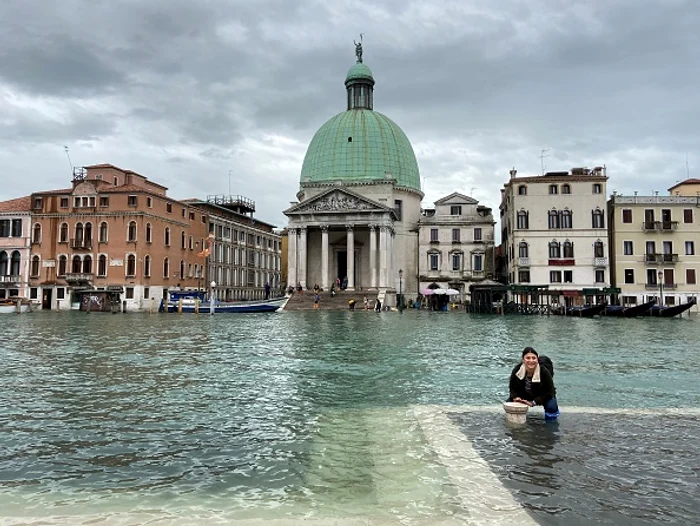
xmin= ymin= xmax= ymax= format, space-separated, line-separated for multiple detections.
xmin=299 ymin=46 xmax=421 ymax=192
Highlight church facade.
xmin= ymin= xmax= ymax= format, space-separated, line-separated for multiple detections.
xmin=285 ymin=47 xmax=423 ymax=301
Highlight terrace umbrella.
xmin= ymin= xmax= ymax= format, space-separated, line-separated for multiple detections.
xmin=446 ymin=289 xmax=460 ymax=295
xmin=432 ymin=289 xmax=447 ymax=295
xmin=420 ymin=288 xmax=435 ymax=295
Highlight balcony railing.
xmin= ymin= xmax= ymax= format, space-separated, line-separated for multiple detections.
xmin=593 ymin=257 xmax=608 ymax=267
xmin=518 ymin=257 xmax=531 ymax=267
xmin=645 ymin=283 xmax=660 ymax=290
xmin=642 ymin=221 xmax=679 ymax=232
xmin=642 ymin=221 xmax=659 ymax=231
xmin=645 ymin=282 xmax=677 ymax=290
xmin=0 ymin=274 xmax=20 ymax=284
xmin=661 ymin=253 xmax=678 ymax=263
xmin=65 ymin=272 xmax=93 ymax=282
xmin=429 ymin=239 xmax=440 ymax=244
xmin=70 ymin=238 xmax=93 ymax=250
xmin=644 ymin=254 xmax=660 ymax=264
xmin=660 ymin=221 xmax=678 ymax=231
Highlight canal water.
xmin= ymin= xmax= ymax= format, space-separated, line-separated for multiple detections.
xmin=1 ymin=311 xmax=698 ymax=525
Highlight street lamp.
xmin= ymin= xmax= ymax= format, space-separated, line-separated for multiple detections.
xmin=398 ymin=268 xmax=403 ymax=312
xmin=657 ymin=270 xmax=663 ymax=309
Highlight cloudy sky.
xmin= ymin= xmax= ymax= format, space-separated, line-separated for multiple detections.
xmin=1 ymin=0 xmax=698 ymax=227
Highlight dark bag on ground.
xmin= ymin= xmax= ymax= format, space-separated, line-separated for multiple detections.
xmin=538 ymin=355 xmax=554 ymax=377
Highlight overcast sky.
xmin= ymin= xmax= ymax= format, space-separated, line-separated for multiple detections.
xmin=1 ymin=0 xmax=698 ymax=227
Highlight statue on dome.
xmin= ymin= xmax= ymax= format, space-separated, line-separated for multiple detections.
xmin=354 ymin=35 xmax=363 ymax=63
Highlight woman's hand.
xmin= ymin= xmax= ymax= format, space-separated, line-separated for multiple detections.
xmin=514 ymin=397 xmax=534 ymax=407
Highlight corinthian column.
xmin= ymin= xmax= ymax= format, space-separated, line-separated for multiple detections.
xmin=369 ymin=224 xmax=377 ymax=289
xmin=379 ymin=226 xmax=387 ymax=288
xmin=321 ymin=225 xmax=329 ymax=290
xmin=299 ymin=226 xmax=307 ymax=289
xmin=288 ymin=228 xmax=297 ymax=288
xmin=346 ymin=225 xmax=355 ymax=290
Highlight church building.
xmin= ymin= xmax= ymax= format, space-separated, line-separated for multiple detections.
xmin=284 ymin=44 xmax=423 ymax=303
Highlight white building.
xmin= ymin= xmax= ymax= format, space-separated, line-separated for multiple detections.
xmin=418 ymin=193 xmax=495 ymax=302
xmin=500 ymin=167 xmax=610 ymax=306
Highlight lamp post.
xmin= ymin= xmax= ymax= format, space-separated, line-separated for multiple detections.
xmin=657 ymin=270 xmax=663 ymax=310
xmin=210 ymin=280 xmax=216 ymax=315
xmin=398 ymin=268 xmax=403 ymax=312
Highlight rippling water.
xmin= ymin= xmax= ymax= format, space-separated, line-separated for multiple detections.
xmin=1 ymin=311 xmax=698 ymax=524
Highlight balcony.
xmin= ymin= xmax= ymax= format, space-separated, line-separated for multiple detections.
xmin=429 ymin=239 xmax=440 ymax=244
xmin=0 ymin=274 xmax=20 ymax=285
xmin=643 ymin=254 xmax=660 ymax=265
xmin=65 ymin=272 xmax=93 ymax=282
xmin=70 ymin=238 xmax=93 ymax=250
xmin=644 ymin=253 xmax=678 ymax=264
xmin=660 ymin=221 xmax=678 ymax=231
xmin=593 ymin=257 xmax=608 ymax=267
xmin=645 ymin=283 xmax=660 ymax=290
xmin=645 ymin=282 xmax=677 ymax=290
xmin=661 ymin=253 xmax=678 ymax=263
xmin=642 ymin=221 xmax=659 ymax=232
xmin=518 ymin=257 xmax=531 ymax=267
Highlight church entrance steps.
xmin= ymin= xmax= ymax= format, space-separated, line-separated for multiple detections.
xmin=284 ymin=290 xmax=378 ymax=311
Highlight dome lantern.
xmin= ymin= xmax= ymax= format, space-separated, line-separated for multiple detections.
xmin=345 ymin=39 xmax=374 ymax=110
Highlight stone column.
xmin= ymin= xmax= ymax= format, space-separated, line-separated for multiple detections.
xmin=379 ymin=226 xmax=387 ymax=288
xmin=288 ymin=228 xmax=297 ymax=288
xmin=389 ymin=229 xmax=395 ymax=289
xmin=321 ymin=225 xmax=329 ymax=290
xmin=369 ymin=225 xmax=377 ymax=289
xmin=298 ymin=226 xmax=307 ymax=289
xmin=346 ymin=225 xmax=355 ymax=290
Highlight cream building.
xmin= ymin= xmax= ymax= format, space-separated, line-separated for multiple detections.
xmin=608 ymin=180 xmax=700 ymax=311
xmin=418 ymin=193 xmax=495 ymax=301
xmin=0 ymin=197 xmax=31 ymax=301
xmin=285 ymin=46 xmax=423 ymax=302
xmin=500 ymin=167 xmax=610 ymax=305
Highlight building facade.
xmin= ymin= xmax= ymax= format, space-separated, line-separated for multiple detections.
xmin=608 ymin=184 xmax=700 ymax=311
xmin=0 ymin=196 xmax=32 ymax=301
xmin=500 ymin=167 xmax=610 ymax=305
xmin=184 ymin=196 xmax=282 ymax=301
xmin=285 ymin=47 xmax=423 ymax=302
xmin=418 ymin=193 xmax=495 ymax=301
xmin=28 ymin=164 xmax=209 ymax=311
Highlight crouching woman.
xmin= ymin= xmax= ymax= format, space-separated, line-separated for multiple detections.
xmin=508 ymin=347 xmax=560 ymax=420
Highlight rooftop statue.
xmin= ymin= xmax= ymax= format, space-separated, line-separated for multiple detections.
xmin=354 ymin=36 xmax=363 ymax=63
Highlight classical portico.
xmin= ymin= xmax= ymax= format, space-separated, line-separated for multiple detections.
xmin=285 ymin=188 xmax=396 ymax=291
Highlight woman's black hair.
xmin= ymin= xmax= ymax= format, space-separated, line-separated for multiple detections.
xmin=522 ymin=346 xmax=538 ymax=357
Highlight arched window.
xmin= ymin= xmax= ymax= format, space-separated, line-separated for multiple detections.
xmin=181 ymin=231 xmax=186 ymax=249
xmin=59 ymin=222 xmax=69 ymax=243
xmin=72 ymin=255 xmax=82 ymax=273
xmin=145 ymin=222 xmax=152 ymax=243
xmin=517 ymin=185 xmax=527 ymax=195
xmin=58 ymin=255 xmax=67 ymax=277
xmin=75 ymin=222 xmax=84 ymax=242
xmin=549 ymin=184 xmax=558 ymax=195
xmin=518 ymin=241 xmax=529 ymax=258
xmin=180 ymin=260 xmax=185 ymax=280
xmin=0 ymin=251 xmax=8 ymax=276
xmin=99 ymin=221 xmax=108 ymax=243
xmin=126 ymin=254 xmax=136 ymax=276
xmin=516 ymin=210 xmax=529 ymax=230
xmin=592 ymin=208 xmax=605 ymax=228
xmin=127 ymin=221 xmax=137 ymax=242
xmin=549 ymin=241 xmax=561 ymax=259
xmin=84 ymin=222 xmax=93 ymax=243
xmin=548 ymin=209 xmax=560 ymax=229
xmin=189 ymin=235 xmax=194 ymax=250
xmin=163 ymin=257 xmax=170 ymax=278
xmin=30 ymin=255 xmax=40 ymax=277
xmin=594 ymin=240 xmax=605 ymax=258
xmin=144 ymin=255 xmax=151 ymax=277
xmin=32 ymin=223 xmax=41 ymax=244
xmin=562 ymin=184 xmax=571 ymax=195
xmin=10 ymin=251 xmax=21 ymax=275
xmin=561 ymin=209 xmax=572 ymax=229
xmin=563 ymin=240 xmax=574 ymax=258
xmin=83 ymin=255 xmax=92 ymax=274
xmin=165 ymin=227 xmax=171 ymax=246
xmin=98 ymin=254 xmax=107 ymax=277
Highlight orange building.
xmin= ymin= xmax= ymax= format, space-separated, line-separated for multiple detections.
xmin=28 ymin=164 xmax=209 ymax=311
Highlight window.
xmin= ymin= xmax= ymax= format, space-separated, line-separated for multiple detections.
xmin=181 ymin=231 xmax=186 ymax=249
xmin=146 ymin=223 xmax=152 ymax=243
xmin=430 ymin=229 xmax=438 ymax=242
xmin=624 ymin=269 xmax=635 ymax=284
xmin=592 ymin=209 xmax=605 ymax=228
xmin=72 ymin=255 xmax=81 ymax=273
xmin=9 ymin=251 xmax=20 ymax=275
xmin=147 ymin=197 xmax=152 ymax=208
xmin=594 ymin=241 xmax=604 ymax=258
xmin=452 ymin=228 xmax=460 ymax=242
xmin=562 ymin=184 xmax=571 ymax=194
xmin=98 ymin=255 xmax=107 ymax=277
xmin=550 ymin=270 xmax=562 ymax=283
xmin=189 ymin=211 xmax=195 ymax=221
xmin=144 ymin=255 xmax=151 ymax=277
xmin=189 ymin=235 xmax=194 ymax=250
xmin=563 ymin=241 xmax=574 ymax=258
xmin=113 ymin=177 xmax=118 ymax=185
xmin=518 ymin=242 xmax=529 ymax=258
xmin=83 ymin=255 xmax=92 ymax=274
xmin=144 ymin=287 xmax=150 ymax=298
xmin=474 ymin=228 xmax=482 ymax=241
xmin=647 ymin=269 xmax=658 ymax=285
xmin=549 ymin=241 xmax=561 ymax=259
xmin=124 ymin=287 xmax=134 ymax=299
xmin=60 ymin=197 xmax=69 ymax=208
xmin=622 ymin=209 xmax=633 ymax=223
xmin=687 ymin=269 xmax=696 ymax=285
xmin=450 ymin=205 xmax=462 ymax=216
xmin=561 ymin=209 xmax=572 ymax=229
xmin=518 ymin=270 xmax=530 ymax=282
xmin=182 ymin=208 xmax=187 ymax=218
xmin=595 ymin=270 xmax=605 ymax=283
xmin=429 ymin=253 xmax=439 ymax=271
xmin=593 ymin=183 xmax=602 ymax=194
xmin=684 ymin=209 xmax=693 ymax=223
xmin=163 ymin=257 xmax=170 ymax=278
xmin=180 ymin=260 xmax=185 ymax=280
xmin=452 ymin=253 xmax=461 ymax=271
xmin=394 ymin=200 xmax=403 ymax=221
xmin=686 ymin=241 xmax=695 ymax=255
xmin=59 ymin=222 xmax=69 ymax=243
xmin=30 ymin=256 xmax=40 ymax=277
xmin=473 ymin=254 xmax=483 ymax=271
xmin=126 ymin=254 xmax=136 ymax=276
xmin=549 ymin=185 xmax=558 ymax=195
xmin=517 ymin=185 xmax=527 ymax=195
xmin=564 ymin=270 xmax=573 ymax=283
xmin=32 ymin=223 xmax=41 ymax=244
xmin=516 ymin=211 xmax=529 ymax=230
xmin=166 ymin=203 xmax=172 ymax=213
xmin=664 ymin=268 xmax=675 ymax=287
xmin=56 ymin=288 xmax=65 ymax=300
xmin=623 ymin=241 xmax=633 ymax=255
xmin=0 ymin=220 xmax=9 ymax=237
xmin=84 ymin=222 xmax=92 ymax=243
xmin=33 ymin=197 xmax=43 ymax=209
xmin=58 ymin=255 xmax=67 ymax=277
xmin=548 ymin=210 xmax=560 ymax=229
xmin=128 ymin=195 xmax=138 ymax=206
xmin=99 ymin=196 xmax=109 ymax=207
xmin=165 ymin=227 xmax=171 ymax=246
xmin=127 ymin=221 xmax=137 ymax=242
xmin=99 ymin=222 xmax=108 ymax=243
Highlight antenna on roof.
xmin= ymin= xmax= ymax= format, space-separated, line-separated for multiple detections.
xmin=540 ymin=149 xmax=550 ymax=175
xmin=64 ymin=146 xmax=73 ymax=170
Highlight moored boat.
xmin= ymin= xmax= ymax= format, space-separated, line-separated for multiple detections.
xmin=603 ymin=299 xmax=656 ymax=318
xmin=565 ymin=303 xmax=606 ymax=317
xmin=0 ymin=298 xmax=31 ymax=313
xmin=160 ymin=291 xmax=289 ymax=313
xmin=643 ymin=299 xmax=696 ymax=318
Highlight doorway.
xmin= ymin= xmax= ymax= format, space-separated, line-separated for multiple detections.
xmin=42 ymin=288 xmax=53 ymax=310
xmin=336 ymin=250 xmax=357 ymax=287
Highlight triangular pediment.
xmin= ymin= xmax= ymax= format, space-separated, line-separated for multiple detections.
xmin=434 ymin=192 xmax=478 ymax=205
xmin=284 ymin=188 xmax=394 ymax=216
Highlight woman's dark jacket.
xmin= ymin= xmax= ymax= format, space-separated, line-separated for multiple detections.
xmin=508 ymin=364 xmax=556 ymax=406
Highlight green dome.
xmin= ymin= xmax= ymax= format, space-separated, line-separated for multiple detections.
xmin=300 ymin=109 xmax=421 ymax=191
xmin=345 ymin=63 xmax=374 ymax=84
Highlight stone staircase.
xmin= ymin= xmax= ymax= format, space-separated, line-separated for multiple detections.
xmin=284 ymin=290 xmax=378 ymax=311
